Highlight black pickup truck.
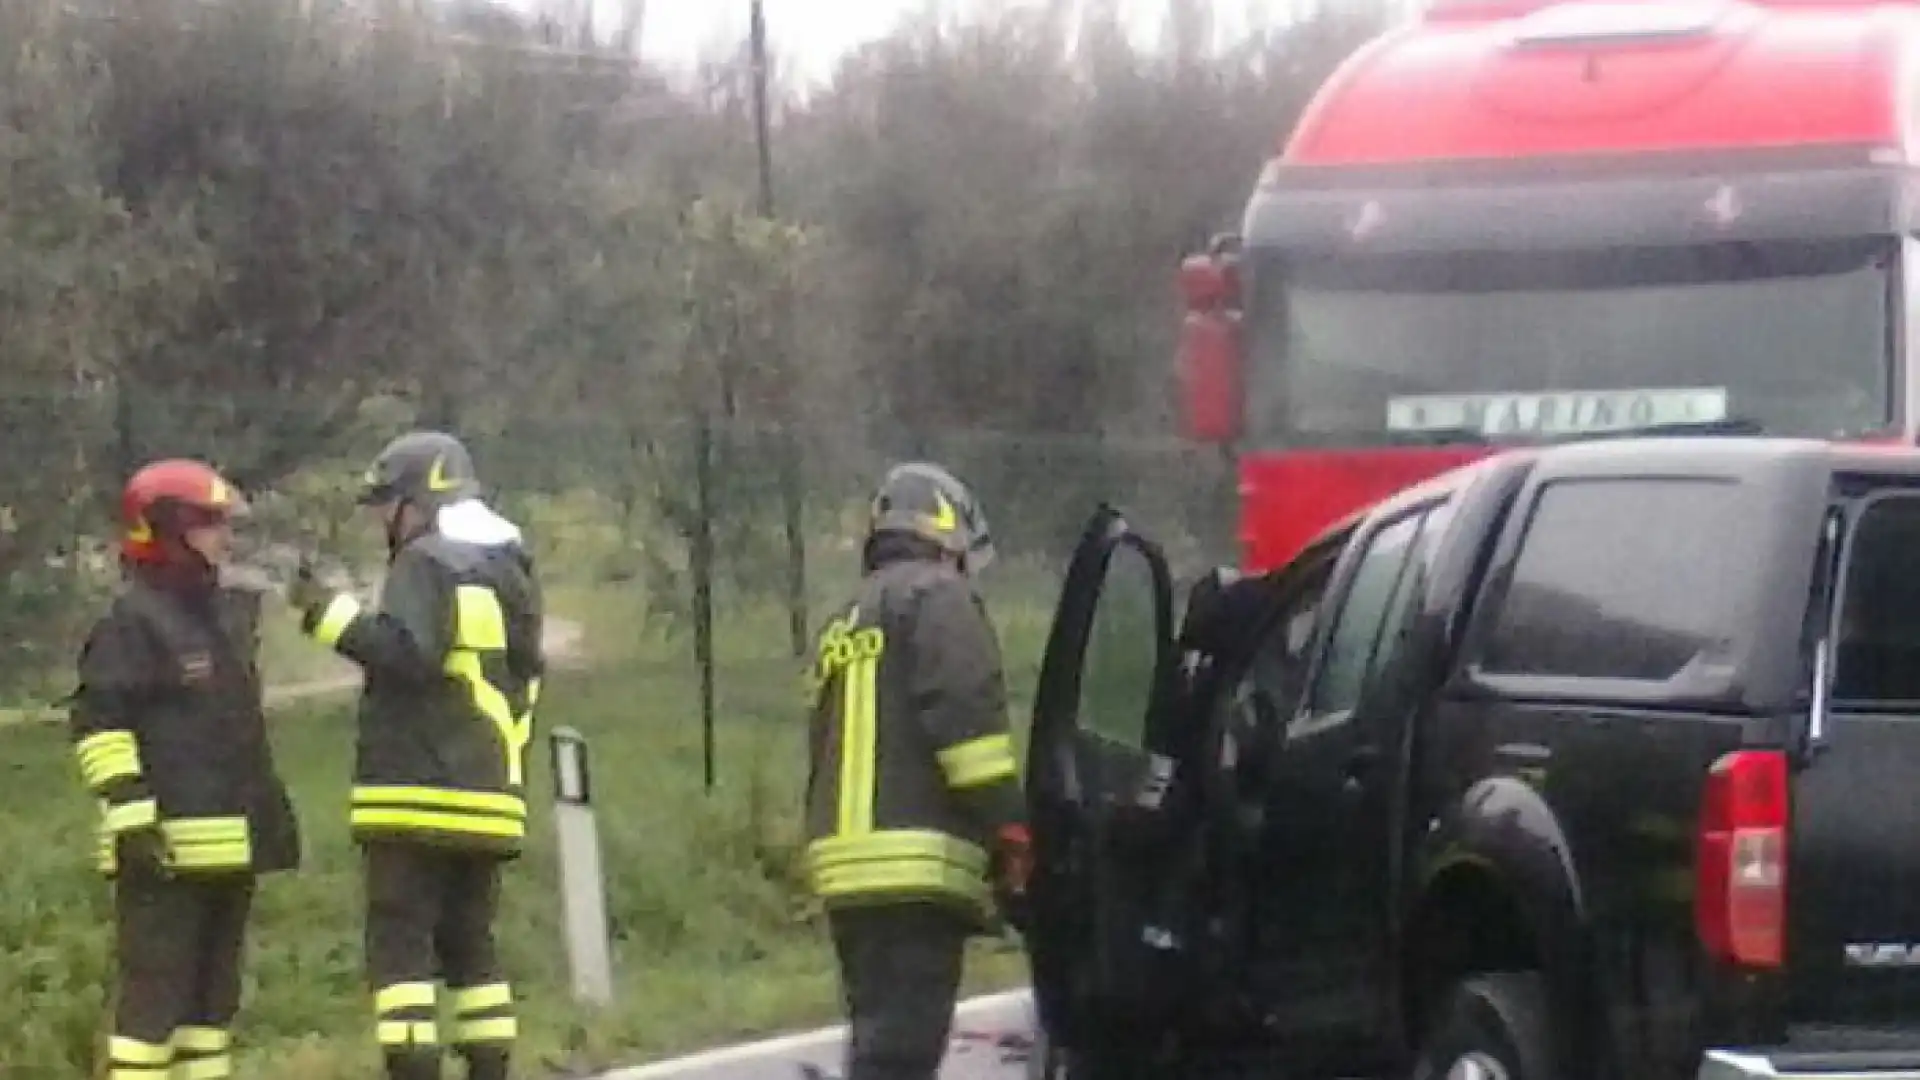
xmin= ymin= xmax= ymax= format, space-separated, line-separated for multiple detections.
xmin=1023 ymin=436 xmax=1920 ymax=1080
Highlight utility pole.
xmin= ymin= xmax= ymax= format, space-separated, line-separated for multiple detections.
xmin=750 ymin=0 xmax=776 ymax=219
xmin=749 ymin=0 xmax=811 ymax=660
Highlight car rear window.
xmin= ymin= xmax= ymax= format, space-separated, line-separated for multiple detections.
xmin=1478 ymin=477 xmax=1750 ymax=682
xmin=1834 ymin=495 xmax=1920 ymax=706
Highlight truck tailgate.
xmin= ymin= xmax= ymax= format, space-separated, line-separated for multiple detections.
xmin=1788 ymin=712 xmax=1920 ymax=1028
xmin=1788 ymin=488 xmax=1920 ymax=1032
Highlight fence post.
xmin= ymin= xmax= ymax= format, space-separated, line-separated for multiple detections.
xmin=693 ymin=416 xmax=718 ymax=792
xmin=550 ymin=726 xmax=615 ymax=1006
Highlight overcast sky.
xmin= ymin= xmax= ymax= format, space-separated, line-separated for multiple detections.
xmin=642 ymin=0 xmax=943 ymax=80
xmin=511 ymin=1 xmax=1273 ymax=85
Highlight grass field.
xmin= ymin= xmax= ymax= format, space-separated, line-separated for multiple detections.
xmin=0 ymin=565 xmax=1065 ymax=1079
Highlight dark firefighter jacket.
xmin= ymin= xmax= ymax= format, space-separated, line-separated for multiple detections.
xmin=304 ymin=507 xmax=543 ymax=857
xmin=69 ymin=572 xmax=301 ymax=877
xmin=802 ymin=543 xmax=1024 ymax=921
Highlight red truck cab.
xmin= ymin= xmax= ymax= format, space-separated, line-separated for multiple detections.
xmin=1179 ymin=0 xmax=1920 ymax=572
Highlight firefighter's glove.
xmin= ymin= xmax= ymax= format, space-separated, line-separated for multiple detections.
xmin=116 ymin=826 xmax=171 ymax=880
xmin=991 ymin=823 xmax=1034 ymax=929
xmin=994 ymin=822 xmax=1034 ymax=894
xmin=288 ymin=556 xmax=329 ymax=615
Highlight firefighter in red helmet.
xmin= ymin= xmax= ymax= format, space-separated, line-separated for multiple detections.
xmin=70 ymin=459 xmax=300 ymax=1080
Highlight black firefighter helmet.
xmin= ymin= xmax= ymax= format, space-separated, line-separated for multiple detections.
xmin=867 ymin=461 xmax=995 ymax=573
xmin=357 ymin=430 xmax=481 ymax=510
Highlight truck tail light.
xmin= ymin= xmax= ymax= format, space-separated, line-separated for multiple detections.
xmin=1695 ymin=749 xmax=1788 ymax=969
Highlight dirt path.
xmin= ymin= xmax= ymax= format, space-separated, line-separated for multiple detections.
xmin=0 ymin=616 xmax=587 ymax=726
xmin=260 ymin=616 xmax=587 ymax=707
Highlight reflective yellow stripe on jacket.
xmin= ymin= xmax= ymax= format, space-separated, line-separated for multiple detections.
xmin=163 ymin=816 xmax=251 ymax=870
xmin=442 ymin=585 xmax=533 ymax=789
xmin=311 ymin=593 xmax=360 ymax=648
xmin=346 ymin=583 xmax=533 ymax=848
xmin=835 ymin=627 xmax=882 ymax=837
xmin=937 ymin=733 xmax=1018 ymax=789
xmin=349 ymin=785 xmax=526 ymax=843
xmin=74 ymin=729 xmax=143 ymax=790
xmin=805 ymin=829 xmax=992 ymax=910
xmin=93 ymin=811 xmax=250 ymax=875
xmin=804 ymin=620 xmax=992 ymax=911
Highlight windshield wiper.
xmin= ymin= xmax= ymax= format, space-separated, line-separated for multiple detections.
xmin=1546 ymin=416 xmax=1766 ymax=443
xmin=1379 ymin=426 xmax=1491 ymax=447
xmin=1375 ymin=416 xmax=1766 ymax=450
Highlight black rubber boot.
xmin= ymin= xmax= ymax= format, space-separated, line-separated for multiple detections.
xmin=385 ymin=1050 xmax=442 ymax=1080
xmin=460 ymin=1046 xmax=511 ymax=1080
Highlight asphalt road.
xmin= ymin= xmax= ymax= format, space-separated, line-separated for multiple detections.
xmin=601 ymin=991 xmax=1041 ymax=1080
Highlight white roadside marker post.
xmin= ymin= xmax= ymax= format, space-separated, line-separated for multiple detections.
xmin=552 ymin=725 xmax=615 ymax=1006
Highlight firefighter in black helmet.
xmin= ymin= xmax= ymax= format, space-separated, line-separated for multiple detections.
xmin=803 ymin=462 xmax=1032 ymax=1080
xmin=74 ymin=459 xmax=301 ymax=1080
xmin=288 ymin=431 xmax=543 ymax=1080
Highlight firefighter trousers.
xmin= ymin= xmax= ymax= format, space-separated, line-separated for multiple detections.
xmin=829 ymin=902 xmax=971 ymax=1080
xmin=106 ymin=869 xmax=254 ymax=1080
xmin=363 ymin=841 xmax=515 ymax=1080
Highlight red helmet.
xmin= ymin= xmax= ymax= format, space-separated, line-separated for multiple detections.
xmin=121 ymin=459 xmax=245 ymax=566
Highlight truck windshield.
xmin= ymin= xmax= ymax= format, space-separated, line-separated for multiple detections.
xmin=1245 ymin=237 xmax=1895 ymax=447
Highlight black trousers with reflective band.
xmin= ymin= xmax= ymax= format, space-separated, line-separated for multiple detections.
xmin=363 ymin=841 xmax=515 ymax=1076
xmin=109 ymin=870 xmax=253 ymax=1080
xmin=830 ymin=902 xmax=971 ymax=1080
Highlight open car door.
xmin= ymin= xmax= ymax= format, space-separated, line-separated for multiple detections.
xmin=1025 ymin=505 xmax=1187 ymax=1072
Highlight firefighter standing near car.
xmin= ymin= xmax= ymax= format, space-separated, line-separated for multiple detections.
xmin=72 ymin=459 xmax=301 ymax=1080
xmin=803 ymin=462 xmax=1034 ymax=1080
xmin=288 ymin=431 xmax=543 ymax=1080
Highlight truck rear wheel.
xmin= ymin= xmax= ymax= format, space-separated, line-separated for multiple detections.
xmin=1412 ymin=972 xmax=1558 ymax=1080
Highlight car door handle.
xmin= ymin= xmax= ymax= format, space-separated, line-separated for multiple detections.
xmin=1494 ymin=742 xmax=1552 ymax=765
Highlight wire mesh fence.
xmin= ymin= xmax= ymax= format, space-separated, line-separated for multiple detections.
xmin=0 ymin=391 xmax=1239 ymax=739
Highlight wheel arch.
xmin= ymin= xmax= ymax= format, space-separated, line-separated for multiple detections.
xmin=1400 ymin=776 xmax=1601 ymax=1078
xmin=1401 ymin=859 xmax=1543 ymax=1049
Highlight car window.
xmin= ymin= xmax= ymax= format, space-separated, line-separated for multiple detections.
xmin=1219 ymin=557 xmax=1336 ymax=774
xmin=1370 ymin=499 xmax=1454 ymax=688
xmin=1834 ymin=495 xmax=1920 ymax=705
xmin=1303 ymin=507 xmax=1431 ymax=721
xmin=1079 ymin=541 xmax=1162 ymax=748
xmin=1477 ymin=477 xmax=1749 ymax=681
xmin=1240 ymin=560 xmax=1336 ymax=723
